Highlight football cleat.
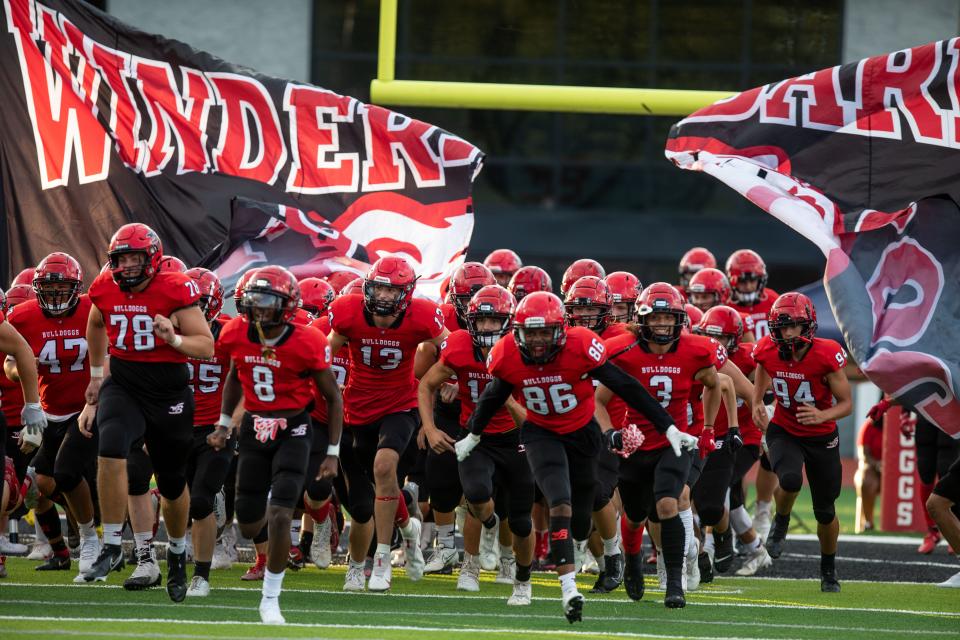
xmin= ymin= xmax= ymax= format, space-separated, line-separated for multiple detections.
xmin=402 ymin=518 xmax=426 ymax=581
xmin=27 ymin=542 xmax=53 ymax=561
xmin=735 ymin=545 xmax=772 ymax=576
xmin=241 ymin=555 xmax=266 ymax=581
xmin=186 ymin=575 xmax=210 ymax=597
xmin=697 ymin=551 xmax=714 ymax=583
xmin=311 ymin=514 xmax=333 ymax=570
xmin=713 ymin=529 xmax=735 ymax=573
xmin=937 ymin=570 xmax=960 ymax=588
xmin=78 ymin=535 xmax=101 ymax=576
xmin=367 ymin=552 xmax=392 ymax=592
xmin=495 ymin=553 xmax=516 ymax=584
xmin=0 ymin=534 xmax=28 ymax=556
xmin=600 ymin=553 xmax=625 ymax=592
xmin=562 ymin=590 xmax=585 ymax=623
xmin=507 ymin=579 xmax=532 ymax=605
xmin=624 ymin=553 xmax=645 ymax=601
xmin=166 ymin=549 xmax=188 ymax=602
xmin=457 ymin=554 xmax=481 ymax=592
xmin=259 ymin=596 xmax=285 ymax=625
xmin=918 ymin=529 xmax=942 ymax=555
xmin=123 ymin=547 xmax=160 ymax=590
xmin=820 ymin=568 xmax=841 ymax=593
xmin=86 ymin=543 xmax=124 ymax=582
xmin=589 ymin=570 xmax=608 ymax=594
xmin=35 ymin=553 xmax=70 ymax=571
xmin=424 ymin=543 xmax=459 ymax=575
xmin=479 ymin=515 xmax=500 ymax=571
xmin=287 ymin=546 xmax=305 ymax=571
xmin=343 ymin=563 xmax=366 ymax=591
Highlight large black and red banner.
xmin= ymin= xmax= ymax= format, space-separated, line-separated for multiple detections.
xmin=666 ymin=39 xmax=960 ymax=437
xmin=0 ymin=0 xmax=482 ymax=299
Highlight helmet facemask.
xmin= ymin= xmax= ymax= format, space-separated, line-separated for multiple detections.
xmin=769 ymin=317 xmax=816 ymax=358
xmin=34 ymin=277 xmax=80 ymax=315
xmin=363 ymin=279 xmax=408 ymax=316
xmin=732 ymin=272 xmax=765 ymax=305
xmin=468 ymin=309 xmax=511 ymax=349
xmin=109 ymin=250 xmax=151 ymax=290
xmin=515 ymin=322 xmax=565 ymax=364
xmin=564 ymin=302 xmax=610 ymax=333
xmin=638 ymin=308 xmax=685 ymax=345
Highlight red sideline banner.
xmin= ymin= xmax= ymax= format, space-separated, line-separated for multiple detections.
xmin=880 ymin=407 xmax=926 ymax=532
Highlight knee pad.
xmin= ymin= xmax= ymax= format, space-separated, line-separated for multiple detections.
xmin=813 ymin=504 xmax=836 ymax=525
xmin=508 ymin=514 xmax=532 ymax=539
xmin=189 ymin=494 xmax=215 ymax=521
xmin=348 ymin=502 xmax=373 ymax=524
xmin=571 ymin=511 xmax=593 ymax=542
xmin=52 ymin=470 xmax=83 ymax=494
xmin=729 ymin=506 xmax=752 ymax=536
xmin=306 ymin=478 xmax=333 ymax=503
xmin=155 ymin=472 xmax=186 ymax=501
xmin=269 ymin=471 xmax=302 ymax=509
xmin=235 ymin=493 xmax=266 ymax=525
xmin=698 ymin=505 xmax=725 ymax=528
xmin=778 ymin=471 xmax=803 ymax=494
xmin=549 ymin=515 xmax=574 ymax=566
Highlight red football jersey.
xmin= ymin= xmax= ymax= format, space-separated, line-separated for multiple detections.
xmin=440 ymin=303 xmax=464 ymax=332
xmin=0 ymin=309 xmax=23 ymax=425
xmin=7 ymin=296 xmax=92 ymax=418
xmin=292 ymin=307 xmax=313 ymax=326
xmin=606 ymin=332 xmax=723 ymax=450
xmin=188 ymin=316 xmax=232 ymax=426
xmin=308 ymin=315 xmax=351 ymax=425
xmin=88 ymin=271 xmax=201 ymax=364
xmin=487 ymin=326 xmax=606 ymax=434
xmin=752 ymin=335 xmax=846 ymax=437
xmin=439 ymin=330 xmax=514 ymax=434
xmin=713 ymin=343 xmax=761 ymax=446
xmin=730 ymin=288 xmax=779 ymax=340
xmin=598 ymin=322 xmax=631 ymax=429
xmin=219 ymin=317 xmax=332 ymax=413
xmin=329 ymin=294 xmax=445 ymax=425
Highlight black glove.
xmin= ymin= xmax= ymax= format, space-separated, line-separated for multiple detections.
xmin=724 ymin=426 xmax=744 ymax=454
xmin=603 ymin=429 xmax=624 ymax=452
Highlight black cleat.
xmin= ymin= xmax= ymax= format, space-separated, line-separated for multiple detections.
xmin=84 ymin=544 xmax=124 ymax=582
xmin=697 ymin=551 xmax=714 ymax=584
xmin=624 ymin=553 xmax=645 ymax=601
xmin=765 ymin=532 xmax=787 ymax=560
xmin=713 ymin=530 xmax=734 ymax=573
xmin=563 ymin=593 xmax=584 ymax=623
xmin=166 ymin=549 xmax=188 ymax=603
xmin=36 ymin=554 xmax=71 ymax=571
xmin=589 ymin=570 xmax=609 ymax=593
xmin=664 ymin=579 xmax=686 ymax=609
xmin=600 ymin=553 xmax=624 ymax=592
xmin=820 ymin=569 xmax=841 ymax=593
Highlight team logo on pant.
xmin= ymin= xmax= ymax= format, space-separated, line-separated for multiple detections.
xmin=253 ymin=417 xmax=288 ymax=443
xmin=291 ymin=423 xmax=308 ymax=437
xmin=168 ymin=402 xmax=184 ymax=415
xmin=826 ymin=436 xmax=839 ymax=449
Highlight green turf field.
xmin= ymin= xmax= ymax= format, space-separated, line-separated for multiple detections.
xmin=2 ymin=558 xmax=956 ymax=640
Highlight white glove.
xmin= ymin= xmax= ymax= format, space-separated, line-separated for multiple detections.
xmin=665 ymin=425 xmax=698 ymax=457
xmin=21 ymin=402 xmax=47 ymax=436
xmin=455 ymin=433 xmax=482 ymax=462
xmin=761 ymin=434 xmax=769 ymax=456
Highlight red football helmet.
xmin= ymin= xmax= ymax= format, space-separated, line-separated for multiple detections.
xmin=696 ymin=305 xmax=744 ymax=352
xmin=605 ymin=271 xmax=641 ymax=323
xmin=450 ymin=262 xmax=496 ymax=320
xmin=5 ymin=284 xmax=37 ymax=309
xmin=513 ymin=291 xmax=567 ymax=364
xmin=726 ymin=249 xmax=768 ymax=306
xmin=12 ymin=268 xmax=34 ymax=287
xmin=636 ymin=283 xmax=687 ymax=345
xmin=233 ymin=268 xmax=259 ymax=314
xmin=683 ymin=303 xmax=703 ymax=332
xmin=483 ymin=249 xmax=522 ymax=286
xmin=364 ymin=256 xmax=417 ymax=316
xmin=508 ymin=266 xmax=552 ymax=301
xmin=324 ymin=270 xmax=363 ymax=294
xmin=108 ymin=223 xmax=163 ymax=290
xmin=466 ymin=284 xmax=515 ymax=349
xmin=768 ymin=292 xmax=818 ymax=356
xmin=686 ymin=268 xmax=732 ymax=312
xmin=564 ymin=276 xmax=613 ymax=333
xmin=678 ymin=247 xmax=717 ymax=288
xmin=561 ymin=259 xmax=605 ymax=296
xmin=298 ymin=277 xmax=336 ymax=318
xmin=158 ymin=255 xmax=187 ymax=273
xmin=33 ymin=252 xmax=83 ymax=315
xmin=186 ymin=268 xmax=224 ymax=322
xmin=340 ymin=277 xmax=364 ymax=297
xmin=242 ymin=266 xmax=301 ymax=328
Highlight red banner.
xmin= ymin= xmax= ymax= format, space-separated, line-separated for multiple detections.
xmin=880 ymin=407 xmax=926 ymax=532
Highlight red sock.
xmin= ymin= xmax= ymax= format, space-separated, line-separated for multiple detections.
xmin=376 ymin=494 xmax=410 ymax=526
xmin=305 ymin=499 xmax=333 ymax=524
xmin=621 ymin=518 xmax=644 ymax=555
xmin=919 ymin=482 xmax=937 ymax=530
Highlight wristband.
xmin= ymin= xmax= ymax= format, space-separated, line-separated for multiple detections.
xmin=89 ymin=366 xmax=104 ymax=378
xmin=326 ymin=442 xmax=341 ymax=457
xmin=218 ymin=413 xmax=233 ymax=428
xmin=171 ymin=334 xmax=183 ymax=348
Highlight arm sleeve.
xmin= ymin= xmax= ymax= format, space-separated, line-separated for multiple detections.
xmin=465 ymin=377 xmax=515 ymax=436
xmin=589 ymin=361 xmax=674 ymax=434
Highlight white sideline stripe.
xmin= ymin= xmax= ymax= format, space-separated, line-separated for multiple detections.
xmin=784 ymin=552 xmax=960 ymax=569
xmin=1 ymin=585 xmax=957 ymax=619
xmin=1 ymin=600 xmax=956 ymax=637
xmin=0 ymin=616 xmax=817 ymax=640
xmin=790 ymin=534 xmax=926 ymax=546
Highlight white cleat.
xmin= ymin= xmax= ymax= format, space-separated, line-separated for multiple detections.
xmin=562 ymin=589 xmax=584 ymax=623
xmin=936 ymin=570 xmax=960 ymax=588
xmin=457 ymin=554 xmax=481 ymax=592
xmin=753 ymin=510 xmax=771 ymax=544
xmin=186 ymin=575 xmax=210 ymax=597
xmin=343 ymin=563 xmax=366 ymax=591
xmin=507 ymin=580 xmax=532 ymax=605
xmin=656 ymin=551 xmax=666 ymax=590
xmin=211 ymin=542 xmax=233 ymax=570
xmin=0 ymin=534 xmax=28 ymax=556
xmin=403 ymin=518 xmax=426 ymax=581
xmin=27 ymin=542 xmax=53 ymax=561
xmin=479 ymin=515 xmax=500 ymax=572
xmin=735 ymin=545 xmax=772 ymax=576
xmin=78 ymin=535 xmax=101 ymax=576
xmin=367 ymin=552 xmax=392 ymax=592
xmin=495 ymin=554 xmax=516 ymax=585
xmin=259 ymin=597 xmax=285 ymax=625
xmin=311 ymin=514 xmax=333 ymax=570
xmin=424 ymin=543 xmax=459 ymax=574
xmin=685 ymin=539 xmax=700 ymax=591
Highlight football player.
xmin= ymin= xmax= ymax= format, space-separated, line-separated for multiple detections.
xmin=326 ymin=256 xmax=448 ymax=592
xmin=605 ymin=271 xmax=641 ymax=324
xmin=5 ymin=253 xmax=99 ymax=577
xmin=507 ymin=266 xmax=552 ymax=302
xmin=926 ymin=441 xmax=960 ymax=587
xmin=678 ymin=247 xmax=716 ymax=290
xmin=213 ymin=266 xmax=342 ymax=623
xmin=158 ymin=255 xmax=187 ymax=273
xmin=456 ymin=291 xmax=681 ymax=622
xmin=80 ymin=223 xmax=214 ymax=603
xmin=560 ymin=259 xmax=605 ymax=298
xmin=752 ymin=293 xmax=852 ymax=592
xmin=483 ymin=249 xmax=523 ymax=287
xmin=595 ymin=283 xmax=725 ymax=608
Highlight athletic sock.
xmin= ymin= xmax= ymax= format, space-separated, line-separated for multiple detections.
xmin=516 ymin=562 xmax=532 ymax=583
xmin=262 ymin=568 xmax=285 ymax=598
xmin=79 ymin=519 xmax=97 ymax=540
xmin=134 ymin=531 xmax=153 ymax=555
xmin=102 ymin=523 xmax=123 ymax=547
xmin=820 ymin=553 xmax=836 ymax=573
xmin=289 ymin=521 xmax=301 ymax=546
xmin=299 ymin=531 xmax=314 ymax=554
xmin=437 ymin=523 xmax=455 ymax=549
xmin=559 ymin=571 xmax=578 ymax=597
xmin=194 ymin=560 xmax=211 ymax=581
xmin=168 ymin=536 xmax=186 ymax=555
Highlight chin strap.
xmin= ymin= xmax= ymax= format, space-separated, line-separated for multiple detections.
xmin=254 ymin=320 xmax=276 ymax=359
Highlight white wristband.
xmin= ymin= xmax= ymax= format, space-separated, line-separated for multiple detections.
xmin=326 ymin=442 xmax=341 ymax=457
xmin=89 ymin=366 xmax=104 ymax=378
xmin=218 ymin=413 xmax=233 ymax=428
xmin=171 ymin=334 xmax=183 ymax=348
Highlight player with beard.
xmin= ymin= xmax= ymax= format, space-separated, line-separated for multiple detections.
xmin=455 ymin=291 xmax=680 ymax=622
xmin=752 ymin=293 xmax=852 ymax=592
xmin=213 ymin=266 xmax=342 ymax=623
xmin=326 ymin=256 xmax=448 ymax=592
